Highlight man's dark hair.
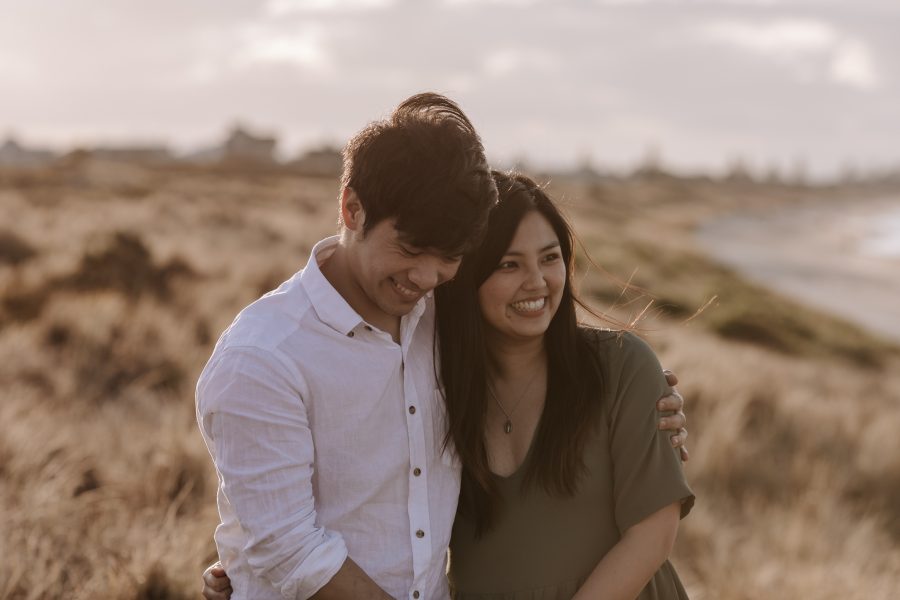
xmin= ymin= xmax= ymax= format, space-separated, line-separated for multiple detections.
xmin=341 ymin=92 xmax=497 ymax=255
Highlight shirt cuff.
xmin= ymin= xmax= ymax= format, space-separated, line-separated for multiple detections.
xmin=284 ymin=530 xmax=349 ymax=600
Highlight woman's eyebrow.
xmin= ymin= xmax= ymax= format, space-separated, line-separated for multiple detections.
xmin=502 ymin=241 xmax=561 ymax=256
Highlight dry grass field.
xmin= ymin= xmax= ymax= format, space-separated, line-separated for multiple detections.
xmin=1 ymin=157 xmax=899 ymax=599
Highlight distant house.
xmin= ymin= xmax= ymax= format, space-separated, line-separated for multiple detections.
xmin=181 ymin=145 xmax=225 ymax=165
xmin=288 ymin=146 xmax=343 ymax=176
xmin=0 ymin=136 xmax=57 ymax=168
xmin=184 ymin=125 xmax=279 ymax=166
xmin=222 ymin=126 xmax=277 ymax=165
xmin=90 ymin=146 xmax=172 ymax=164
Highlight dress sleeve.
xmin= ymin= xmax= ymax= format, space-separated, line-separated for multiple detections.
xmin=603 ymin=332 xmax=695 ymax=533
xmin=196 ymin=346 xmax=348 ymax=599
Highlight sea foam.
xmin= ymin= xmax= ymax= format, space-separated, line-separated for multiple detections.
xmin=859 ymin=207 xmax=900 ymax=259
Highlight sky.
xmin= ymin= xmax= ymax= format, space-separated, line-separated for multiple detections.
xmin=1 ymin=0 xmax=898 ymax=178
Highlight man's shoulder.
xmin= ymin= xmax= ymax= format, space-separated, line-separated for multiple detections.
xmin=217 ymin=275 xmax=315 ymax=354
xmin=197 ymin=281 xmax=317 ymax=410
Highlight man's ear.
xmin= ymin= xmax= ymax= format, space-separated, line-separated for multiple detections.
xmin=340 ymin=188 xmax=365 ymax=232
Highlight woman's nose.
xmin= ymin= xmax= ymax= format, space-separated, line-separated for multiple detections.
xmin=521 ymin=264 xmax=545 ymax=289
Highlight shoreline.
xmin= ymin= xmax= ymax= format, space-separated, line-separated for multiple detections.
xmin=695 ymin=197 xmax=900 ymax=344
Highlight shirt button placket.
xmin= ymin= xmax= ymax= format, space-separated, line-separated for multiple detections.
xmin=404 ymin=351 xmax=428 ymax=600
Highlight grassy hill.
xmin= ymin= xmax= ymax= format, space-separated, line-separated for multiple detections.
xmin=1 ymin=160 xmax=898 ymax=599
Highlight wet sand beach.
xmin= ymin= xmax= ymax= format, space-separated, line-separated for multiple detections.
xmin=696 ymin=197 xmax=900 ymax=343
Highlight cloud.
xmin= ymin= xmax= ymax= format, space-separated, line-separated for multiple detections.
xmin=265 ymin=0 xmax=394 ymax=15
xmin=232 ymin=24 xmax=332 ymax=71
xmin=2 ymin=0 xmax=897 ymax=175
xmin=701 ymin=18 xmax=838 ymax=55
xmin=699 ymin=18 xmax=882 ymax=90
xmin=830 ymin=40 xmax=880 ymax=90
xmin=0 ymin=54 xmax=37 ymax=85
xmin=443 ymin=0 xmax=540 ymax=6
xmin=482 ymin=49 xmax=559 ymax=76
xmin=591 ymin=0 xmax=784 ymax=5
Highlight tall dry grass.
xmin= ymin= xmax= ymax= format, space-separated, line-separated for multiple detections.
xmin=1 ymin=161 xmax=898 ymax=599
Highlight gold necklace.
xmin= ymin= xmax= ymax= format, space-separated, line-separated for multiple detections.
xmin=487 ymin=368 xmax=543 ymax=434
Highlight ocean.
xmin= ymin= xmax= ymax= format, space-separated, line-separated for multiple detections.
xmin=859 ymin=205 xmax=900 ymax=259
xmin=695 ymin=198 xmax=900 ymax=343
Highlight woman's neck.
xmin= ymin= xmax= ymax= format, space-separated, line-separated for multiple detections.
xmin=486 ymin=334 xmax=547 ymax=383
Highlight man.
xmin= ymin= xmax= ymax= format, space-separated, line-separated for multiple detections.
xmin=196 ymin=93 xmax=687 ymax=600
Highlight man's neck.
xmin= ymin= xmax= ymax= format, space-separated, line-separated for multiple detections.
xmin=319 ymin=242 xmax=402 ymax=342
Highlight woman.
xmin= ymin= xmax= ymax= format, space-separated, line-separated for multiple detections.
xmin=437 ymin=171 xmax=692 ymax=598
xmin=202 ymin=171 xmax=693 ymax=599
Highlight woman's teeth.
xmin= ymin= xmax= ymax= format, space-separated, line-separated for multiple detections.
xmin=511 ymin=298 xmax=545 ymax=312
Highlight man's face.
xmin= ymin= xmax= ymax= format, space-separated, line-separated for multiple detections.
xmin=345 ymin=218 xmax=463 ymax=322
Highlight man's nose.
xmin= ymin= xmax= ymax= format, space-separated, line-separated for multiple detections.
xmin=408 ymin=261 xmax=441 ymax=292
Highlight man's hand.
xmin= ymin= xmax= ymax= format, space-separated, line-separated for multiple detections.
xmin=201 ymin=562 xmax=232 ymax=600
xmin=200 ymin=558 xmax=393 ymax=600
xmin=657 ymin=370 xmax=689 ymax=462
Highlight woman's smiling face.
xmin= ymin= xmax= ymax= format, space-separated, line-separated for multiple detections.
xmin=477 ymin=210 xmax=566 ymax=344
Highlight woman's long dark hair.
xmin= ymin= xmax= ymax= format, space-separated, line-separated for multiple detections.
xmin=435 ymin=171 xmax=604 ymax=535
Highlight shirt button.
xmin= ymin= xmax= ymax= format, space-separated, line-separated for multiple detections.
xmin=413 ymin=467 xmax=421 ymax=476
xmin=408 ymin=406 xmax=416 ymax=414
xmin=412 ymin=592 xmax=420 ymax=599
xmin=364 ymin=325 xmax=372 ymax=331
xmin=347 ymin=331 xmax=354 ymax=338
xmin=416 ymin=529 xmax=425 ymax=538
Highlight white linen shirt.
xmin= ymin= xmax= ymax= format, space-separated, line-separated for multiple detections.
xmin=196 ymin=236 xmax=461 ymax=600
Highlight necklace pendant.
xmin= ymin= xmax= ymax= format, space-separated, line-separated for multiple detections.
xmin=504 ymin=420 xmax=513 ymax=434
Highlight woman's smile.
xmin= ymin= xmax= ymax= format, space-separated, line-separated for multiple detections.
xmin=509 ymin=297 xmax=547 ymax=315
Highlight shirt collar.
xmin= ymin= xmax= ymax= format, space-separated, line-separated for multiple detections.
xmin=299 ymin=236 xmax=430 ymax=338
xmin=300 ymin=236 xmax=365 ymax=337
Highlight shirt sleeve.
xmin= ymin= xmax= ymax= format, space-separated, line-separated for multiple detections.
xmin=604 ymin=332 xmax=695 ymax=533
xmin=197 ymin=346 xmax=348 ymax=600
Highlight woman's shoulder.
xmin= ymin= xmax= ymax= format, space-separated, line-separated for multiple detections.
xmin=578 ymin=325 xmax=663 ymax=380
xmin=578 ymin=325 xmax=654 ymax=356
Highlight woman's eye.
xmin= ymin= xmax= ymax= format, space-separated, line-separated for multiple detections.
xmin=400 ymin=246 xmax=421 ymax=257
xmin=543 ymin=253 xmax=561 ymax=262
xmin=497 ymin=261 xmax=516 ymax=270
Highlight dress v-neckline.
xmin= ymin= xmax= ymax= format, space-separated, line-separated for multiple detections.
xmin=490 ymin=419 xmax=540 ymax=481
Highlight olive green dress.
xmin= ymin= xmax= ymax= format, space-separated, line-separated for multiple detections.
xmin=449 ymin=329 xmax=694 ymax=600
